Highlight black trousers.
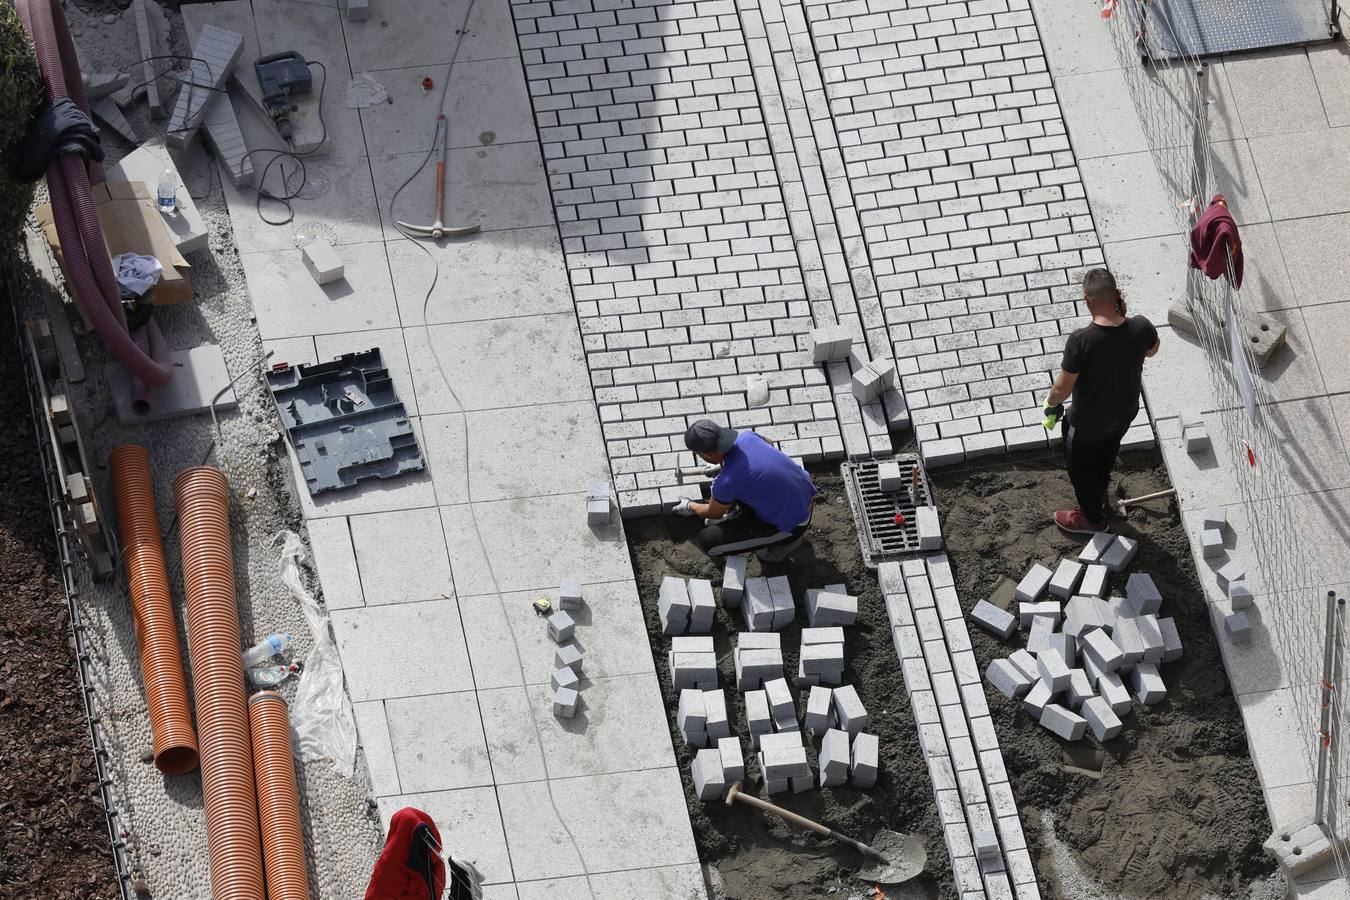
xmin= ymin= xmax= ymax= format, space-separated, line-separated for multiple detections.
xmin=695 ymin=506 xmax=811 ymax=557
xmin=1062 ymin=416 xmax=1129 ymax=522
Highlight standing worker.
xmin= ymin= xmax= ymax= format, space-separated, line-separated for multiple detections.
xmin=672 ymin=420 xmax=818 ymax=561
xmin=1042 ymin=268 xmax=1160 ymax=534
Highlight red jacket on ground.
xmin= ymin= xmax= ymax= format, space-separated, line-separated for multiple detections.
xmin=364 ymin=807 xmax=445 ymax=900
xmin=1189 ymin=194 xmax=1244 ymax=288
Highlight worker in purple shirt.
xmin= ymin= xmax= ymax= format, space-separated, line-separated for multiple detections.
xmin=672 ymin=420 xmax=818 ymax=562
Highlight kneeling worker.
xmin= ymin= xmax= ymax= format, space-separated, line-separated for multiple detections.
xmin=672 ymin=419 xmax=818 ymax=561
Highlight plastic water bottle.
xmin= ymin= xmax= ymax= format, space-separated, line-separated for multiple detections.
xmin=242 ymin=633 xmax=293 ymax=668
xmin=156 ymin=166 xmax=176 ymax=213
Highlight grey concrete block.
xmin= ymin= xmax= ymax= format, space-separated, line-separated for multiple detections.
xmin=586 ymin=496 xmax=612 ymax=525
xmin=678 ymin=688 xmax=707 ymax=734
xmin=302 ymin=240 xmax=345 ymax=285
xmin=735 ymin=647 xmax=784 ymax=691
xmin=973 ymin=826 xmax=1001 ymax=864
xmin=801 ymin=627 xmax=845 ymax=646
xmin=790 ymin=775 xmax=813 ymax=794
xmin=737 ymin=633 xmax=782 ymax=651
xmin=1125 ymin=574 xmax=1162 ymax=615
xmin=1229 ymin=581 xmax=1254 ymax=610
xmin=851 ymin=358 xmax=896 ymax=403
xmin=1136 ymin=615 xmax=1166 ymax=664
xmin=1184 ymin=423 xmax=1211 ymax=453
xmin=554 ymin=642 xmax=583 ymax=674
xmin=744 ymin=690 xmax=772 ymax=748
xmin=1067 ymin=669 xmax=1095 ymax=708
xmin=170 ymin=25 xmax=244 ymax=149
xmin=972 ymin=600 xmax=1017 ymax=639
xmin=916 ymin=506 xmax=942 ymax=550
xmin=764 ymin=678 xmax=794 ymax=719
xmin=876 ymin=459 xmax=903 ymax=492
xmin=1225 ymin=610 xmax=1252 ymax=643
xmin=1203 ymin=504 xmax=1227 ymax=531
xmin=1101 ymin=535 xmax=1138 ymax=573
xmin=741 ymin=577 xmax=777 ymax=631
xmin=1079 ymin=564 xmax=1108 ymax=598
xmin=669 ymin=651 xmax=717 ymax=691
xmin=1022 ymin=680 xmax=1054 ymax=720
xmin=771 ymin=702 xmax=799 ymax=733
xmin=850 ymin=731 xmax=879 ymax=789
xmin=1026 ymin=615 xmax=1056 ymax=655
xmin=1015 ymin=564 xmax=1053 ymax=602
xmin=1079 ymin=532 xmax=1115 ymax=564
xmin=722 ymin=555 xmax=748 ymax=607
xmin=801 ymin=642 xmax=845 ymax=677
xmin=819 ymin=728 xmax=851 ymax=787
xmin=705 ymin=689 xmax=731 ymax=741
xmin=1217 ymin=560 xmax=1247 ymax=591
xmin=1049 ymin=559 xmax=1084 ymax=599
xmin=718 ymin=735 xmax=744 ymax=785
xmin=199 ymin=90 xmax=253 ymax=186
xmin=345 ymin=0 xmax=370 ymax=21
xmin=552 ymin=686 xmax=580 ymax=719
xmin=1201 ymin=528 xmax=1224 ymax=559
xmin=1045 ymin=632 xmax=1076 ymax=667
xmin=1097 ymin=671 xmax=1133 ymax=715
xmin=1129 ymin=662 xmax=1167 ymax=704
xmin=546 ymin=611 xmax=575 ymax=643
xmin=1112 ymin=617 xmax=1146 ymax=669
xmin=550 ymin=666 xmax=579 ymax=692
xmin=1018 ymin=601 xmax=1061 ymax=628
xmin=1037 ymin=651 xmax=1071 ymax=692
xmin=558 ymin=580 xmax=584 ymax=611
xmin=1063 ymin=596 xmax=1106 ymax=638
xmin=832 ymin=684 xmax=868 ymax=735
xmin=805 ymin=685 xmax=834 ymax=732
xmin=659 ymin=576 xmax=693 ymax=635
xmin=688 ymin=579 xmax=717 ymax=633
xmin=692 ymin=748 xmax=727 ymax=801
xmin=1157 ymin=617 xmax=1183 ymax=662
xmin=808 ymin=325 xmax=853 ymax=363
xmin=806 ymin=589 xmax=857 ymax=627
xmin=1081 ymin=695 xmax=1123 ymax=740
xmin=1040 ymin=703 xmax=1087 ymax=740
xmin=987 ymin=659 xmax=1035 ymax=699
xmin=1008 ymin=649 xmax=1040 ymax=681
xmin=1081 ymin=628 xmax=1124 ymax=671
xmin=673 ymin=636 xmax=715 ymax=654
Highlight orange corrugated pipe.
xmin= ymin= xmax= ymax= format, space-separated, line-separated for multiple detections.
xmin=174 ymin=466 xmax=265 ymax=900
xmin=108 ymin=445 xmax=199 ymax=775
xmin=248 ymin=691 xmax=310 ymax=900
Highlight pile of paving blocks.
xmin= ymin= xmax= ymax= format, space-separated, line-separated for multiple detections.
xmin=797 ymin=627 xmax=845 ymax=686
xmin=545 ymin=581 xmax=586 ymax=718
xmin=975 ymin=533 xmax=1185 ymax=742
xmin=669 ymin=636 xmax=718 ymax=690
xmin=735 ymin=575 xmax=796 ymax=631
xmin=1195 ymin=504 xmax=1254 ymax=641
xmin=659 ymin=575 xmax=716 ymax=635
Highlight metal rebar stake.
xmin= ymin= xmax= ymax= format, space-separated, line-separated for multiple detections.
xmin=1330 ymin=594 xmax=1345 ymax=838
xmin=1316 ymin=591 xmax=1339 ymax=826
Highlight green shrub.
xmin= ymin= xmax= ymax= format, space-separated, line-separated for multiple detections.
xmin=0 ymin=1 xmax=44 ymax=260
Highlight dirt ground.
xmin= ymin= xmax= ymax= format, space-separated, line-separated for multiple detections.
xmin=0 ymin=295 xmax=121 ymax=897
xmin=927 ymin=447 xmax=1277 ymax=900
xmin=625 ymin=468 xmax=952 ymax=900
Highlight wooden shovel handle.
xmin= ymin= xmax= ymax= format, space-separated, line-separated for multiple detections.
xmin=725 ymin=782 xmax=830 ymax=836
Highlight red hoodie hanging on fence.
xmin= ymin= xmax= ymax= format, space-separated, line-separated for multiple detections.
xmin=1189 ymin=194 xmax=1244 ymax=288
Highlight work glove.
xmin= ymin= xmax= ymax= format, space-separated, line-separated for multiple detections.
xmin=671 ymin=497 xmax=698 ymax=516
xmin=701 ymin=463 xmax=722 ymax=477
xmin=1041 ymin=398 xmax=1064 ymax=431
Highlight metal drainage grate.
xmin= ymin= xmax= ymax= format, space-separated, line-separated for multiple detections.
xmin=842 ymin=456 xmax=934 ymax=569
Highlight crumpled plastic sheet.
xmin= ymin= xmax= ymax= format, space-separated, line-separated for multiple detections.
xmin=275 ymin=530 xmax=357 ymax=777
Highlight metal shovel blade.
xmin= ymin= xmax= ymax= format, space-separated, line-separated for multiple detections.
xmin=855 ymin=829 xmax=927 ymax=884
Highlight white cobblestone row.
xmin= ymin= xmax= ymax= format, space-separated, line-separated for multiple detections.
xmin=879 ymin=556 xmax=1041 ymax=899
xmin=509 ymin=0 xmax=849 ymax=516
xmin=739 ymin=0 xmax=907 ymax=459
xmin=796 ymin=0 xmax=1154 ymax=468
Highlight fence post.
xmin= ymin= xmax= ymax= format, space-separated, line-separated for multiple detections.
xmin=1316 ymin=591 xmax=1340 ymax=826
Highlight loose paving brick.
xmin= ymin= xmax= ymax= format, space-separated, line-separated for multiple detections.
xmin=558 ymin=580 xmax=584 ymax=611
xmin=819 ymin=728 xmax=851 ymax=787
xmin=722 ymin=555 xmax=748 ymax=606
xmin=1048 ymin=559 xmax=1084 ymax=599
xmin=850 ymin=732 xmax=879 ymax=789
xmin=1015 ymin=564 xmax=1054 ymax=603
xmin=972 ymin=600 xmax=1017 ymax=639
xmin=805 ymin=685 xmax=834 ymax=732
xmin=832 ymin=684 xmax=868 ymax=735
xmin=718 ymin=735 xmax=745 ymax=785
xmin=1125 ymin=574 xmax=1162 ymax=615
xmin=692 ymin=748 xmax=728 ymax=801
xmin=553 ymin=686 xmax=580 ymax=719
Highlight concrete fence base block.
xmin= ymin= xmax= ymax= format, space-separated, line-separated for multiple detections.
xmin=1265 ymin=820 xmax=1350 ymax=878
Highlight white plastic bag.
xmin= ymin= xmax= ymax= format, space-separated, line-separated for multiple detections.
xmin=275 ymin=530 xmax=357 ymax=777
xmin=345 ymin=72 xmax=388 ymax=108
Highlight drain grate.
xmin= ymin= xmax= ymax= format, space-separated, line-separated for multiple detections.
xmin=841 ymin=456 xmax=934 ymax=568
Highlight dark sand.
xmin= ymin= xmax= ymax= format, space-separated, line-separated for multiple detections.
xmin=928 ymin=447 xmax=1276 ymax=899
xmin=625 ymin=469 xmax=951 ymax=900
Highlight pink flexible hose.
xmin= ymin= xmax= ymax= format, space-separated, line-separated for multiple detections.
xmin=18 ymin=0 xmax=173 ymax=386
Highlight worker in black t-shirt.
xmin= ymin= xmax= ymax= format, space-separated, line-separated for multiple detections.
xmin=1043 ymin=268 xmax=1161 ymax=534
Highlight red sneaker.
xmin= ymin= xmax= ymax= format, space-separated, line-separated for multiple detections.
xmin=1054 ymin=507 xmax=1108 ymax=534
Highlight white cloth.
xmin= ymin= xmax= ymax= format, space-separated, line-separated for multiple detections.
xmin=112 ymin=252 xmax=163 ymax=299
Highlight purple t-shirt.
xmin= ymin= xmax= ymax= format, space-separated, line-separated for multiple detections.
xmin=711 ymin=433 xmax=817 ymax=532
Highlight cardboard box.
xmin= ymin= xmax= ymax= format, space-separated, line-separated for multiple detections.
xmin=36 ymin=180 xmax=192 ymax=306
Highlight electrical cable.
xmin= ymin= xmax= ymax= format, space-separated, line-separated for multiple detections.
xmin=382 ymin=2 xmax=598 ymax=896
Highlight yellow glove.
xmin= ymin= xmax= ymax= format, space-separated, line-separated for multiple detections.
xmin=1042 ymin=399 xmax=1064 ymax=430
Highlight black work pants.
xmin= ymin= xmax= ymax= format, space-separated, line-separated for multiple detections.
xmin=695 ymin=506 xmax=811 ymax=557
xmin=1062 ymin=416 xmax=1129 ymax=522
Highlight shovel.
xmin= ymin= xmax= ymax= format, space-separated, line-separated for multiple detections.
xmin=724 ymin=782 xmax=926 ymax=884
